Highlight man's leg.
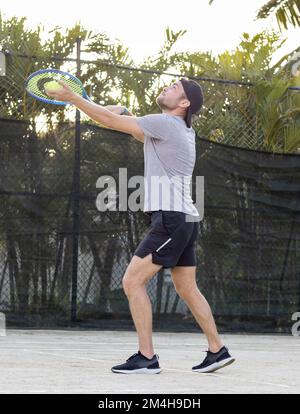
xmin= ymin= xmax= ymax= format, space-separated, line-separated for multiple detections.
xmin=122 ymin=254 xmax=162 ymax=359
xmin=171 ymin=266 xmax=223 ymax=353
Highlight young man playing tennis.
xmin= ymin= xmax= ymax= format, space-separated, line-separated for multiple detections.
xmin=47 ymin=79 xmax=235 ymax=374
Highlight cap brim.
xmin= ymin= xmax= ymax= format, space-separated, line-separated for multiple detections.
xmin=185 ymin=107 xmax=192 ymax=128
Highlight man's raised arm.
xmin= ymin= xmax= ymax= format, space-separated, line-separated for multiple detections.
xmin=105 ymin=105 xmax=133 ymax=116
xmin=46 ymin=83 xmax=144 ymax=142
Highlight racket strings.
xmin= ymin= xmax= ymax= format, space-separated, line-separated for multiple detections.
xmin=26 ymin=71 xmax=84 ymax=102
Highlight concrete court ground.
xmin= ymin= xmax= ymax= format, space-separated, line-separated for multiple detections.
xmin=0 ymin=329 xmax=299 ymax=394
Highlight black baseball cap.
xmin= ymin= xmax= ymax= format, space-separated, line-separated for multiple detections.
xmin=180 ymin=78 xmax=204 ymax=128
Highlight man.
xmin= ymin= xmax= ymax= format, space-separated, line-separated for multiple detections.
xmin=47 ymin=78 xmax=235 ymax=374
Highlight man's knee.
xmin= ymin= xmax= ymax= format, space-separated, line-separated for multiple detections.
xmin=122 ymin=271 xmax=144 ymax=297
xmin=173 ymin=281 xmax=199 ymax=299
xmin=122 ymin=275 xmax=133 ymax=297
xmin=122 ymin=255 xmax=161 ymax=297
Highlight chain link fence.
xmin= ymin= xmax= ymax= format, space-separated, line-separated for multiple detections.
xmin=0 ymin=53 xmax=300 ymax=332
xmin=1 ymin=118 xmax=300 ymax=332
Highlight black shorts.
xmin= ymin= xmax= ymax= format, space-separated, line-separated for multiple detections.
xmin=134 ymin=211 xmax=199 ymax=268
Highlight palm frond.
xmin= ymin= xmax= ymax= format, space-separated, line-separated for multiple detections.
xmin=257 ymin=0 xmax=300 ymax=30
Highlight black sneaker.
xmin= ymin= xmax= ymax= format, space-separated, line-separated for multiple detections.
xmin=192 ymin=346 xmax=235 ymax=373
xmin=111 ymin=351 xmax=162 ymax=374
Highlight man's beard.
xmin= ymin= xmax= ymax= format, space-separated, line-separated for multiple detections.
xmin=156 ymin=95 xmax=169 ymax=110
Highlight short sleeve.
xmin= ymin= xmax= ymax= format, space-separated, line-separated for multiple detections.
xmin=136 ymin=114 xmax=172 ymax=141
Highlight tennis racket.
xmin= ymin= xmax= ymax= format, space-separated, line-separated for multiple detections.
xmin=25 ymin=68 xmax=91 ymax=105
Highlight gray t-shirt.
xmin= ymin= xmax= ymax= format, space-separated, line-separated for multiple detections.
xmin=136 ymin=113 xmax=199 ymax=217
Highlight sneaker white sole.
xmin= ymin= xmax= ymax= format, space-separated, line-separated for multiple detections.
xmin=192 ymin=357 xmax=235 ymax=373
xmin=111 ymin=368 xmax=162 ymax=374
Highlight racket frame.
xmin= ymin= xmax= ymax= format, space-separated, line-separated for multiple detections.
xmin=25 ymin=68 xmax=90 ymax=105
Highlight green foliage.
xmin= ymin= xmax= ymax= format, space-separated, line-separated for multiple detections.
xmin=0 ymin=13 xmax=93 ymax=121
xmin=255 ymin=79 xmax=300 ymax=152
xmin=257 ymin=0 xmax=300 ymax=30
xmin=209 ymin=0 xmax=300 ymax=30
xmin=0 ymin=13 xmax=299 ymax=153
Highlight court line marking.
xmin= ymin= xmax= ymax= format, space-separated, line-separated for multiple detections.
xmin=22 ymin=349 xmax=114 ymax=364
xmin=165 ymin=368 xmax=292 ymax=389
xmin=0 ymin=390 xmax=121 ymax=394
xmin=1 ymin=345 xmax=208 ymax=350
xmin=2 ymin=341 xmax=299 ymax=350
xmin=2 ymin=390 xmax=201 ymax=394
xmin=0 ymin=391 xmax=48 ymax=394
xmin=20 ymin=349 xmax=294 ymax=390
xmin=1 ymin=344 xmax=300 ymax=352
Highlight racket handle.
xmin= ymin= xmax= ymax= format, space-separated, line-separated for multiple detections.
xmin=120 ymin=107 xmax=130 ymax=115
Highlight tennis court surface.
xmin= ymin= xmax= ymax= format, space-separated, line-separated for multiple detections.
xmin=0 ymin=329 xmax=299 ymax=394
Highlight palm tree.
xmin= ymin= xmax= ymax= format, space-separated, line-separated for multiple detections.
xmin=257 ymin=0 xmax=300 ymax=30
xmin=209 ymin=0 xmax=300 ymax=30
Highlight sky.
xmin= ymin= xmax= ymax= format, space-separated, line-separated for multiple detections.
xmin=0 ymin=0 xmax=299 ymax=64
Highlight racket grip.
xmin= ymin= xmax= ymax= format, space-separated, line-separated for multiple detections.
xmin=121 ymin=107 xmax=130 ymax=115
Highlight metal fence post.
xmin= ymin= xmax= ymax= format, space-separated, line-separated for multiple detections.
xmin=71 ymin=37 xmax=82 ymax=323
